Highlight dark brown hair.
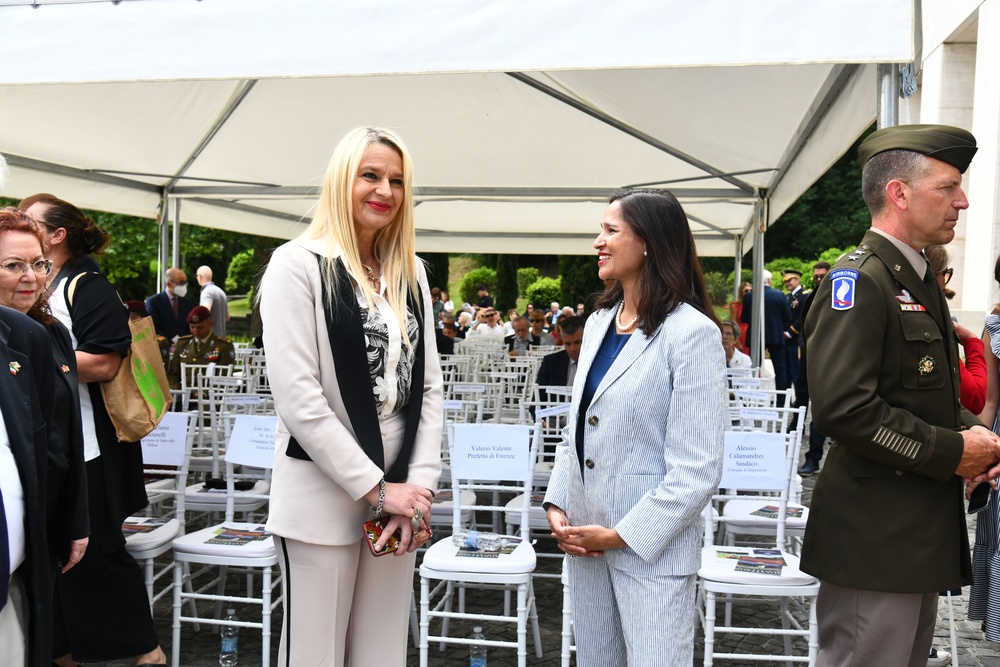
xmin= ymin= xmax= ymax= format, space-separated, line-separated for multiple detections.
xmin=0 ymin=206 xmax=55 ymax=325
xmin=593 ymin=188 xmax=719 ymax=335
xmin=24 ymin=196 xmax=110 ymax=258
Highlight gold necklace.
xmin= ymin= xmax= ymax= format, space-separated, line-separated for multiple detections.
xmin=361 ymin=263 xmax=380 ymax=290
xmin=616 ymin=301 xmax=639 ymax=331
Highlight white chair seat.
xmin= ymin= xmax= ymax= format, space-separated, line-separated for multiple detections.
xmin=172 ymin=521 xmax=275 ymax=559
xmin=421 ymin=534 xmax=535 ymax=575
xmin=184 ymin=480 xmax=270 ymax=507
xmin=124 ymin=517 xmax=180 ymax=553
xmin=430 ymin=489 xmax=476 ymax=525
xmin=698 ymin=546 xmax=816 ymax=587
xmin=145 ymin=477 xmax=176 ymax=505
xmin=503 ymin=493 xmax=548 ymax=530
xmin=722 ymin=499 xmax=809 ymax=530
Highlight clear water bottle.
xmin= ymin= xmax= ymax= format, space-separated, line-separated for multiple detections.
xmin=219 ymin=608 xmax=239 ymax=667
xmin=469 ymin=626 xmax=487 ymax=667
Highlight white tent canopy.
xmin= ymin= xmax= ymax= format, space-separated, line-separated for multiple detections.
xmin=0 ymin=0 xmax=915 ymax=256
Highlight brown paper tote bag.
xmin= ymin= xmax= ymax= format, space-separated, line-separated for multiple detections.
xmin=100 ymin=315 xmax=172 ymax=442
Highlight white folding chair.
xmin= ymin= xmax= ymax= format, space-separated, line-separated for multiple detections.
xmin=125 ymin=412 xmax=194 ymax=608
xmin=183 ymin=412 xmax=271 ymax=520
xmin=419 ymin=423 xmax=543 ymax=666
xmin=560 ymin=557 xmax=575 ymax=667
xmin=698 ymin=409 xmax=819 ymax=666
xmin=170 ymin=414 xmax=281 ymax=667
xmin=722 ymin=406 xmax=809 ymax=553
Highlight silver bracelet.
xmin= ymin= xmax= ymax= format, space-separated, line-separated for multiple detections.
xmin=370 ymin=478 xmax=385 ymax=517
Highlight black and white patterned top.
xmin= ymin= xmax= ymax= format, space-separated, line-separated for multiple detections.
xmin=356 ymin=284 xmax=420 ymax=416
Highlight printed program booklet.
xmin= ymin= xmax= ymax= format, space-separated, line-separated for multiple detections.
xmin=734 ymin=548 xmax=787 ymax=576
xmin=206 ymin=525 xmax=271 ymax=546
xmin=749 ymin=504 xmax=804 ymax=519
xmin=122 ymin=518 xmax=170 ymax=536
xmin=455 ymin=535 xmax=523 ymax=559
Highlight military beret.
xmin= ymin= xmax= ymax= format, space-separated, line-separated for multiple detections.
xmin=782 ymin=270 xmax=802 ymax=278
xmin=187 ymin=306 xmax=212 ymax=324
xmin=124 ymin=300 xmax=147 ymax=315
xmin=858 ymin=124 xmax=978 ymax=173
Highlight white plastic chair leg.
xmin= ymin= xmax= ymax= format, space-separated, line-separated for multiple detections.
xmin=948 ymin=591 xmax=959 ymax=667
xmin=704 ymin=589 xmax=716 ymax=667
xmin=409 ymin=589 xmax=419 ymax=648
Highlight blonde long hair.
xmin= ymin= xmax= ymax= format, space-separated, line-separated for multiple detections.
xmin=303 ymin=127 xmax=420 ymax=345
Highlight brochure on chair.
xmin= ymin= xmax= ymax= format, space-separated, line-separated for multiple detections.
xmin=206 ymin=525 xmax=271 ymax=545
xmin=454 ymin=536 xmax=523 ymax=559
xmin=749 ymin=504 xmax=804 ymax=519
xmin=121 ymin=517 xmax=170 ymax=536
xmin=733 ymin=548 xmax=786 ymax=576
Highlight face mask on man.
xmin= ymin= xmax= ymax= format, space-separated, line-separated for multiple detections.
xmin=172 ymin=283 xmax=188 ymax=298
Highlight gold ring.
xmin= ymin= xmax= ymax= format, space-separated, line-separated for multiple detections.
xmin=411 ymin=507 xmax=423 ymax=531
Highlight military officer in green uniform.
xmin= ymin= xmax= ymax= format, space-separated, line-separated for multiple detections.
xmin=167 ymin=305 xmax=236 ymax=390
xmin=802 ymin=124 xmax=1000 ymax=666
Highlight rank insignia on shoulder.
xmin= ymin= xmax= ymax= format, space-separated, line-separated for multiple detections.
xmin=829 ymin=269 xmax=858 ymax=311
xmin=919 ymin=355 xmax=935 ymax=375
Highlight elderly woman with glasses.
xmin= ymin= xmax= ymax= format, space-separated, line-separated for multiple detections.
xmin=0 ymin=206 xmax=90 ymax=650
xmin=18 ymin=196 xmax=165 ymax=667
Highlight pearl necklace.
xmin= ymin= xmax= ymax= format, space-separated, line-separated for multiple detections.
xmin=615 ymin=301 xmax=639 ymax=332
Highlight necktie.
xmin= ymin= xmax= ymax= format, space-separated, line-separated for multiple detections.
xmin=171 ymin=295 xmax=178 ymax=319
xmin=1 ymin=486 xmax=9 ymax=611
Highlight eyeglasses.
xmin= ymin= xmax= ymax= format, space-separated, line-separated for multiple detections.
xmin=1 ymin=259 xmax=53 ymax=276
xmin=937 ymin=267 xmax=954 ymax=284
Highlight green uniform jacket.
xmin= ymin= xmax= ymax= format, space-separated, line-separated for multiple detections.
xmin=801 ymin=229 xmax=980 ymax=593
xmin=167 ymin=332 xmax=236 ymax=390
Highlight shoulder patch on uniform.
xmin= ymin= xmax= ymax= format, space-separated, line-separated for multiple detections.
xmin=828 ymin=268 xmax=858 ymax=311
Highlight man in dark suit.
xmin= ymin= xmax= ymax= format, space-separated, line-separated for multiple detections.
xmin=0 ymin=305 xmax=57 ymax=667
xmin=536 ymin=316 xmax=585 ymax=393
xmin=740 ymin=270 xmax=793 ymax=400
xmin=782 ymin=269 xmax=805 ymax=384
xmin=145 ymin=267 xmax=192 ymax=342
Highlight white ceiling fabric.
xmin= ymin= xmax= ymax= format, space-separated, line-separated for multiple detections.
xmin=0 ymin=0 xmax=915 ymax=256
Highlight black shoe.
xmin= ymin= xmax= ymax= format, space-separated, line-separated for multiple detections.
xmin=798 ymin=461 xmax=819 ymax=476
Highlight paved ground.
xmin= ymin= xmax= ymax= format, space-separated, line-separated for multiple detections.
xmin=83 ymin=440 xmax=1000 ymax=666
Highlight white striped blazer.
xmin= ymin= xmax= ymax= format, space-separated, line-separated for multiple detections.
xmin=544 ymin=302 xmax=725 ymax=575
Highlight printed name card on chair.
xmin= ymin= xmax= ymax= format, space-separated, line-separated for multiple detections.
xmin=141 ymin=411 xmax=190 ymax=468
xmin=720 ymin=430 xmax=785 ymax=491
xmin=452 ymin=423 xmax=530 ymax=479
xmin=226 ymin=415 xmax=277 ymax=468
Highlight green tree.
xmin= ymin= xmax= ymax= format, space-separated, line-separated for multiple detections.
xmin=702 ymin=271 xmax=730 ymax=306
xmin=525 ymin=277 xmax=561 ymax=308
xmin=516 ymin=267 xmax=539 ymax=298
xmin=419 ymin=252 xmax=450 ymax=289
xmin=764 ymin=127 xmax=874 ymax=260
xmin=559 ymin=255 xmax=604 ymax=311
xmin=495 ymin=254 xmax=518 ymax=314
xmin=458 ymin=267 xmax=497 ymax=305
xmin=225 ymin=249 xmax=256 ymax=294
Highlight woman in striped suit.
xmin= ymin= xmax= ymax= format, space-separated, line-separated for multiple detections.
xmin=544 ymin=188 xmax=726 ymax=666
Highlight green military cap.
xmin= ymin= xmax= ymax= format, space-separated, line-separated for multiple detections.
xmin=858 ymin=124 xmax=977 ymax=173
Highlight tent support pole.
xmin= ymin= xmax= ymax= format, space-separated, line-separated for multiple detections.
xmin=733 ymin=234 xmax=743 ymax=302
xmin=171 ymin=197 xmax=181 ymax=268
xmin=157 ymin=193 xmax=169 ymax=293
xmin=876 ymin=64 xmax=900 ymax=129
xmin=750 ymin=193 xmax=768 ymax=369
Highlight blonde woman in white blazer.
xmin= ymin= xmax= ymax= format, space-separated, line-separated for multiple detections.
xmin=259 ymin=127 xmax=443 ymax=667
xmin=544 ymin=189 xmax=726 ymax=666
